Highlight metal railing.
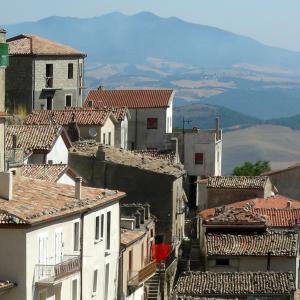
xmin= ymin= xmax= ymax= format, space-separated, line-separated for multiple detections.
xmin=45 ymin=76 xmax=53 ymax=88
xmin=128 ymin=260 xmax=157 ymax=287
xmin=35 ymin=255 xmax=80 ymax=284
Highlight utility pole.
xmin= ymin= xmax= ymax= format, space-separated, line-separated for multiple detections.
xmin=182 ymin=117 xmax=191 ymax=164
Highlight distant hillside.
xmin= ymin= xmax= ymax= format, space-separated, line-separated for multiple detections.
xmin=173 ymin=103 xmax=261 ymax=130
xmin=267 ymin=115 xmax=300 ymax=130
xmin=4 ymin=12 xmax=300 ymax=119
xmin=4 ymin=12 xmax=300 ymax=68
xmin=223 ymin=125 xmax=300 ymax=175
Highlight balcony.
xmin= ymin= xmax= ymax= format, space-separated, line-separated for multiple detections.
xmin=128 ymin=260 xmax=157 ymax=287
xmin=35 ymin=255 xmax=80 ymax=285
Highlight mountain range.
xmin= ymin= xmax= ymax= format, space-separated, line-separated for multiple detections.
xmin=3 ymin=12 xmax=300 ymax=121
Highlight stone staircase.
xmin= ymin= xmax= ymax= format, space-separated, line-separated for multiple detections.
xmin=145 ymin=272 xmax=161 ymax=300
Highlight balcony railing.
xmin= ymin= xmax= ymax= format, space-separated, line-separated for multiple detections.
xmin=35 ymin=255 xmax=81 ymax=284
xmin=128 ymin=260 xmax=157 ymax=287
xmin=45 ymin=76 xmax=53 ymax=88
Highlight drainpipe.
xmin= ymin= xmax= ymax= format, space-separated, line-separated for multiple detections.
xmin=135 ymin=109 xmax=138 ymax=149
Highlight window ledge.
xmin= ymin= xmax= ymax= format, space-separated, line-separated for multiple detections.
xmin=94 ymin=238 xmax=103 ymax=244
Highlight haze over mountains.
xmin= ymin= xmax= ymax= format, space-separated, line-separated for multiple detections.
xmin=4 ymin=12 xmax=300 ymax=173
xmin=4 ymin=12 xmax=300 ymax=123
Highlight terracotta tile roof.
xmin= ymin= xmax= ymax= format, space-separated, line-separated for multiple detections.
xmin=84 ymin=89 xmax=174 ymax=109
xmin=254 ymin=208 xmax=300 ymax=227
xmin=0 ymin=112 xmax=10 ymax=117
xmin=24 ymin=108 xmax=114 ymax=126
xmin=72 ymin=142 xmax=186 ymax=178
xmin=206 ymin=231 xmax=298 ymax=257
xmin=0 ymin=176 xmax=125 ymax=226
xmin=174 ymin=272 xmax=295 ymax=297
xmin=21 ymin=164 xmax=69 ymax=183
xmin=206 ymin=176 xmax=268 ymax=189
xmin=110 ymin=107 xmax=129 ymax=121
xmin=199 ymin=195 xmax=300 ymax=220
xmin=7 ymin=34 xmax=85 ymax=56
xmin=204 ymin=206 xmax=267 ymax=227
xmin=121 ymin=228 xmax=145 ymax=246
xmin=6 ymin=125 xmax=71 ymax=155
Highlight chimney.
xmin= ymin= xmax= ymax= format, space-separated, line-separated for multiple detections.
xmin=134 ymin=211 xmax=141 ymax=229
xmin=12 ymin=134 xmax=17 ymax=149
xmin=144 ymin=203 xmax=150 ymax=220
xmin=287 ymin=200 xmax=292 ymax=209
xmin=96 ymin=145 xmax=105 ymax=161
xmin=0 ymin=172 xmax=13 ymax=200
xmin=138 ymin=207 xmax=145 ymax=224
xmin=75 ymin=177 xmax=82 ymax=200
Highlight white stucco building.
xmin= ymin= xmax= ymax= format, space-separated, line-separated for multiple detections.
xmin=0 ymin=173 xmax=125 ymax=300
xmin=84 ymin=89 xmax=175 ymax=150
xmin=5 ymin=124 xmax=72 ymax=168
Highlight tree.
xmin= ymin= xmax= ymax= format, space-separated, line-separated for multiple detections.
xmin=232 ymin=160 xmax=271 ymax=176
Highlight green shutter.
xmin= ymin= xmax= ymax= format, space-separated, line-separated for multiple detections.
xmin=0 ymin=43 xmax=9 ymax=67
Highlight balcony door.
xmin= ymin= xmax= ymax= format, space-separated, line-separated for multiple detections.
xmin=38 ymin=233 xmax=48 ymax=265
xmin=55 ymin=230 xmax=63 ymax=264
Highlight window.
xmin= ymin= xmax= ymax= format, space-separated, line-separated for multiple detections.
xmin=74 ymin=222 xmax=80 ymax=251
xmin=72 ymin=279 xmax=78 ymax=300
xmin=215 ymin=259 xmax=229 ymax=266
xmin=95 ymin=216 xmax=100 ymax=241
xmin=104 ymin=263 xmax=110 ymax=300
xmin=46 ymin=64 xmax=53 ymax=88
xmin=147 ymin=118 xmax=158 ymax=129
xmin=46 ymin=96 xmax=53 ymax=110
xmin=195 ymin=153 xmax=204 ymax=165
xmin=66 ymin=95 xmax=72 ymax=107
xmin=92 ymin=269 xmax=98 ymax=294
xmin=102 ymin=133 xmax=106 ymax=144
xmin=106 ymin=211 xmax=111 ymax=250
xmin=108 ymin=132 xmax=111 ymax=145
xmin=68 ymin=63 xmax=74 ymax=79
xmin=100 ymin=214 xmax=104 ymax=238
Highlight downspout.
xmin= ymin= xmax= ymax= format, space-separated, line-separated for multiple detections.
xmin=32 ymin=58 xmax=35 ymax=111
xmin=77 ymin=58 xmax=79 ymax=107
xmin=80 ymin=210 xmax=87 ymax=300
xmin=135 ymin=109 xmax=138 ymax=150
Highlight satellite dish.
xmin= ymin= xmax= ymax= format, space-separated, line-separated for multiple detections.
xmin=88 ymin=127 xmax=98 ymax=138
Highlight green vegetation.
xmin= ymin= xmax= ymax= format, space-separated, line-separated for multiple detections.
xmin=232 ymin=160 xmax=271 ymax=176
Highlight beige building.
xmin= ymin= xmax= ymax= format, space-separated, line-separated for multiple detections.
xmin=6 ymin=34 xmax=86 ymax=112
xmin=84 ymin=89 xmax=174 ymax=150
xmin=24 ymin=107 xmax=129 ymax=148
xmin=119 ymin=204 xmax=156 ymax=300
xmin=0 ymin=173 xmax=125 ymax=300
xmin=0 ymin=29 xmax=9 ymax=172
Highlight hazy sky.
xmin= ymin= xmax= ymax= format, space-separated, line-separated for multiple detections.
xmin=2 ymin=0 xmax=300 ymax=51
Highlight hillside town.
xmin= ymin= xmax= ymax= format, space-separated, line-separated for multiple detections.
xmin=0 ymin=25 xmax=300 ymax=300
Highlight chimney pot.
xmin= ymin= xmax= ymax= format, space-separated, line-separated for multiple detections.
xmin=287 ymin=201 xmax=292 ymax=209
xmin=134 ymin=212 xmax=141 ymax=229
xmin=75 ymin=177 xmax=82 ymax=200
xmin=0 ymin=172 xmax=13 ymax=201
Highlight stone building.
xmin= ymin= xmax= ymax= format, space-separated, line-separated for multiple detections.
xmin=68 ymin=142 xmax=186 ymax=245
xmin=205 ymin=231 xmax=299 ymax=285
xmin=197 ymin=176 xmax=275 ymax=210
xmin=0 ymin=173 xmax=125 ymax=300
xmin=119 ymin=203 xmax=156 ymax=300
xmin=0 ymin=29 xmax=9 ymax=172
xmin=5 ymin=125 xmax=72 ymax=167
xmin=263 ymin=164 xmax=300 ymax=201
xmin=172 ymin=271 xmax=296 ymax=300
xmin=84 ymin=89 xmax=174 ymax=150
xmin=24 ymin=107 xmax=130 ymax=148
xmin=6 ymin=34 xmax=86 ymax=113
